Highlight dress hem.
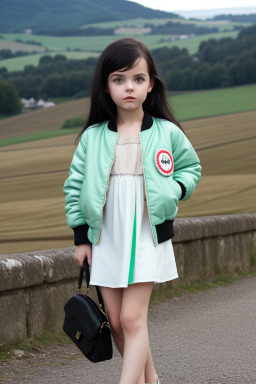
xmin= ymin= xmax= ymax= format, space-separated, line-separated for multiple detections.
xmin=89 ymin=274 xmax=179 ymax=288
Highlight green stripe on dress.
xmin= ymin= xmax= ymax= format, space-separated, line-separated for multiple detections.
xmin=128 ymin=201 xmax=136 ymax=285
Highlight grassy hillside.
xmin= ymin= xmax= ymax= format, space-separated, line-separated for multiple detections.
xmin=0 ymin=84 xmax=255 ymax=145
xmin=2 ymin=30 xmax=239 ymax=60
xmin=0 ymin=0 xmax=179 ymax=32
xmin=171 ymin=84 xmax=256 ymax=121
xmin=86 ymin=17 xmax=249 ymax=30
xmin=0 ymin=110 xmax=255 ymax=255
xmin=0 ymin=51 xmax=99 ymax=72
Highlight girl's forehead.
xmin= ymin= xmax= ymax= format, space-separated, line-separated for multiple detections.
xmin=109 ymin=57 xmax=149 ymax=75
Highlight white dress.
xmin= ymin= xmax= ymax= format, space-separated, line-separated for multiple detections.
xmin=90 ymin=134 xmax=178 ymax=288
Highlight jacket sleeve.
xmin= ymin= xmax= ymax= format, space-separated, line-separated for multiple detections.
xmin=63 ymin=136 xmax=91 ymax=245
xmin=172 ymin=128 xmax=202 ymax=201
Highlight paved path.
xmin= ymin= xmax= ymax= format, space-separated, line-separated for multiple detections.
xmin=1 ymin=275 xmax=256 ymax=384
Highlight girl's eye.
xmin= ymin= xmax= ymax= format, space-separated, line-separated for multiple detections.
xmin=135 ymin=77 xmax=144 ymax=83
xmin=114 ymin=78 xmax=123 ymax=84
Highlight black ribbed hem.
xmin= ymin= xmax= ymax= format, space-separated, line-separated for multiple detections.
xmin=73 ymin=224 xmax=91 ymax=245
xmin=155 ymin=219 xmax=174 ymax=244
xmin=176 ymin=181 xmax=187 ymax=200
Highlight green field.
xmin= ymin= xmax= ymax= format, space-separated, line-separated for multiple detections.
xmin=86 ymin=17 xmax=247 ymax=31
xmin=143 ymin=31 xmax=239 ymax=53
xmin=1 ymin=30 xmax=239 ymax=61
xmin=86 ymin=17 xmax=189 ymax=28
xmin=0 ymin=51 xmax=99 ymax=71
xmin=171 ymin=84 xmax=256 ymax=121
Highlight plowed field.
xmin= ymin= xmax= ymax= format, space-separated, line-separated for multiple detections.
xmin=1 ymin=111 xmax=256 ymax=254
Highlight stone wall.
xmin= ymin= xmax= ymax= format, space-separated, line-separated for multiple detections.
xmin=1 ymin=214 xmax=256 ymax=347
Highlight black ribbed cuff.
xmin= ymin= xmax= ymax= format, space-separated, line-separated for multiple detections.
xmin=73 ymin=224 xmax=91 ymax=245
xmin=176 ymin=181 xmax=187 ymax=200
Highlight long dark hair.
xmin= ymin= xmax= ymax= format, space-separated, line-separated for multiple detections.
xmin=76 ymin=37 xmax=183 ymax=143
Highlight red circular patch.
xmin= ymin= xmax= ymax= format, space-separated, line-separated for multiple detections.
xmin=155 ymin=149 xmax=174 ymax=176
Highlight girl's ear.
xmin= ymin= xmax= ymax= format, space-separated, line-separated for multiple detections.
xmin=147 ymin=78 xmax=155 ymax=93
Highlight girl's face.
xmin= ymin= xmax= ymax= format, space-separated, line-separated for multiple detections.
xmin=106 ymin=57 xmax=154 ymax=115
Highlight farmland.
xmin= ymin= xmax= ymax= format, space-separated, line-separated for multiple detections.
xmin=0 ymin=38 xmax=45 ymax=53
xmin=0 ymin=84 xmax=255 ymax=146
xmin=0 ymin=51 xmax=99 ymax=72
xmin=0 ymin=109 xmax=256 ymax=255
xmin=171 ymin=84 xmax=256 ymax=121
xmin=0 ymin=29 xmax=239 ymax=71
xmin=0 ymin=98 xmax=90 ymax=141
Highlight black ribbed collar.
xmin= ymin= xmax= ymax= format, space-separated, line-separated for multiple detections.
xmin=108 ymin=111 xmax=153 ymax=133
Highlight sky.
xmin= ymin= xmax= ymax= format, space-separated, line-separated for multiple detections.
xmin=127 ymin=0 xmax=256 ymax=11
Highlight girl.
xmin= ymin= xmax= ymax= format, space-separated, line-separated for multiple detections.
xmin=63 ymin=38 xmax=202 ymax=384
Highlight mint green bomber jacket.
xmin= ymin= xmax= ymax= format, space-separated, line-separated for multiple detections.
xmin=63 ymin=113 xmax=202 ymax=246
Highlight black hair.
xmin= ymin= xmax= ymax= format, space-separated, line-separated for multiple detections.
xmin=76 ymin=37 xmax=183 ymax=143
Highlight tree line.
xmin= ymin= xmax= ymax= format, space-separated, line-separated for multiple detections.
xmin=145 ymin=21 xmax=219 ymax=35
xmin=0 ymin=49 xmax=37 ymax=60
xmin=34 ymin=21 xmax=222 ymax=37
xmin=0 ymin=24 xmax=255 ymax=115
xmin=34 ymin=27 xmax=115 ymax=36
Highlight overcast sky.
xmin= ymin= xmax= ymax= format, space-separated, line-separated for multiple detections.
xmin=127 ymin=0 xmax=256 ymax=11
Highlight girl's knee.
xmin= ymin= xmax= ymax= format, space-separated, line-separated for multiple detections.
xmin=120 ymin=311 xmax=145 ymax=335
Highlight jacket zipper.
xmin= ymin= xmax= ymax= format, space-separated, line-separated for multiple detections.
xmin=96 ymin=136 xmax=119 ymax=244
xmin=139 ymin=133 xmax=157 ymax=246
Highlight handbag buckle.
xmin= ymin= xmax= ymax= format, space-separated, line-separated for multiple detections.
xmin=75 ymin=331 xmax=82 ymax=340
xmin=100 ymin=322 xmax=110 ymax=333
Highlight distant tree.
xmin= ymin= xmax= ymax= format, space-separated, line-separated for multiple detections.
xmin=39 ymin=55 xmax=54 ymax=65
xmin=0 ymin=67 xmax=8 ymax=79
xmin=54 ymin=54 xmax=68 ymax=62
xmin=208 ymin=63 xmax=231 ymax=88
xmin=0 ymin=49 xmax=12 ymax=59
xmin=0 ymin=80 xmax=22 ymax=115
xmin=10 ymin=77 xmax=27 ymax=96
xmin=195 ymin=63 xmax=212 ymax=89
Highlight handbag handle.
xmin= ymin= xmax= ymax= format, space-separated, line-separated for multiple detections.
xmin=78 ymin=259 xmax=106 ymax=314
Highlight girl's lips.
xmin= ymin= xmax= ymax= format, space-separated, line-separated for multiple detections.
xmin=125 ymin=96 xmax=135 ymax=100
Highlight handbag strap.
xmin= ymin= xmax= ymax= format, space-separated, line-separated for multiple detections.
xmin=78 ymin=259 xmax=106 ymax=313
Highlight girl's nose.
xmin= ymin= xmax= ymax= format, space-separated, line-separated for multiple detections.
xmin=126 ymin=81 xmax=134 ymax=91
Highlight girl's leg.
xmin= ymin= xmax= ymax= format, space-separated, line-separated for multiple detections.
xmin=144 ymin=347 xmax=159 ymax=384
xmin=99 ymin=285 xmax=158 ymax=384
xmin=98 ymin=286 xmax=124 ymax=355
xmin=119 ymin=282 xmax=154 ymax=384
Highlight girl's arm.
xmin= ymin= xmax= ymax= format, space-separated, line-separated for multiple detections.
xmin=63 ymin=136 xmax=91 ymax=245
xmin=172 ymin=128 xmax=202 ymax=201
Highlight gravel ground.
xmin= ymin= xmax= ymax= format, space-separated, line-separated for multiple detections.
xmin=1 ymin=275 xmax=256 ymax=384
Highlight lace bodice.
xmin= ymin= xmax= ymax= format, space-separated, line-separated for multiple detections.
xmin=110 ymin=134 xmax=143 ymax=175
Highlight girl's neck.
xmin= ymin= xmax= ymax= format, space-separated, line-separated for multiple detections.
xmin=116 ymin=108 xmax=144 ymax=136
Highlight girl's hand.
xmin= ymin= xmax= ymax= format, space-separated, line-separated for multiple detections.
xmin=74 ymin=244 xmax=92 ymax=267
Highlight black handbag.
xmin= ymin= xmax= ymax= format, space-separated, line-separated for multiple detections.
xmin=63 ymin=259 xmax=113 ymax=363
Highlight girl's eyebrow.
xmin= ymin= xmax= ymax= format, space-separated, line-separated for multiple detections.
xmin=110 ymin=72 xmax=147 ymax=78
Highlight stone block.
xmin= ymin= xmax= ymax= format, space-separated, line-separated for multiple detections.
xmin=0 ymin=254 xmax=44 ymax=292
xmin=199 ymin=215 xmax=219 ymax=238
xmin=30 ymin=247 xmax=79 ymax=283
xmin=173 ymin=217 xmax=204 ymax=243
xmin=173 ymin=242 xmax=185 ymax=281
xmin=181 ymin=239 xmax=204 ymax=283
xmin=26 ymin=279 xmax=100 ymax=337
xmin=201 ymin=238 xmax=219 ymax=280
xmin=0 ymin=292 xmax=27 ymax=346
xmin=26 ymin=279 xmax=77 ymax=337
